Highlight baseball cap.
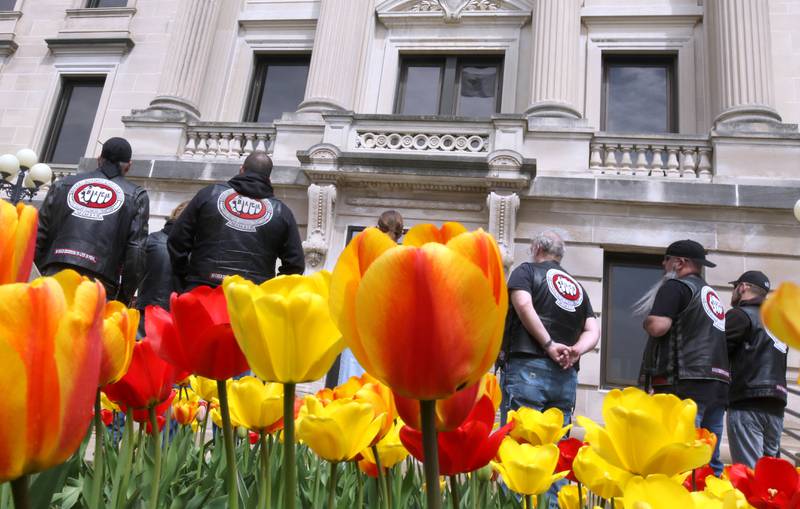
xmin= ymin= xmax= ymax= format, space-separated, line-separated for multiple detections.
xmin=100 ymin=137 xmax=132 ymax=164
xmin=665 ymin=239 xmax=716 ymax=268
xmin=729 ymin=270 xmax=771 ymax=292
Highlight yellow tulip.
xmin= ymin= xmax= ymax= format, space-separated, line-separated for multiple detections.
xmin=572 ymin=445 xmax=633 ymax=499
xmin=699 ymin=478 xmax=753 ymax=509
xmin=190 ymin=375 xmax=218 ymax=402
xmin=557 ymin=483 xmax=588 ymax=509
xmin=508 ymin=407 xmax=571 ymax=445
xmin=296 ymin=396 xmax=384 ymax=462
xmin=101 ymin=391 xmax=121 ymax=412
xmin=622 ymin=475 xmax=693 ymax=509
xmin=360 ymin=418 xmax=409 ymax=469
xmin=478 ymin=372 xmax=502 ymax=412
xmin=576 ymin=387 xmax=711 ymax=477
xmin=0 ymin=269 xmax=106 ymax=481
xmin=223 ymin=272 xmax=343 ymax=383
xmin=227 ymin=376 xmax=284 ymax=433
xmin=0 ymin=198 xmax=37 ymax=284
xmin=99 ymin=301 xmax=138 ymax=386
xmin=490 ymin=437 xmax=567 ymax=496
xmin=761 ymin=282 xmax=800 ymax=350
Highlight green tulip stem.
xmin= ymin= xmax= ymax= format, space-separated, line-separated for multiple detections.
xmin=356 ymin=467 xmax=364 ymax=509
xmin=259 ymin=432 xmax=271 ymax=509
xmin=327 ymin=462 xmax=338 ymax=509
xmin=470 ymin=474 xmax=479 ymax=509
xmin=420 ymin=400 xmax=442 ymax=509
xmin=196 ymin=407 xmax=210 ymax=480
xmin=371 ymin=444 xmax=390 ymax=509
xmin=524 ymin=494 xmax=532 ymax=509
xmin=148 ymin=406 xmax=162 ymax=509
xmin=10 ymin=475 xmax=29 ymax=509
xmin=90 ymin=388 xmax=105 ymax=509
xmin=112 ymin=408 xmax=135 ymax=509
xmin=283 ymin=382 xmax=297 ymax=509
xmin=217 ymin=379 xmax=239 ymax=509
xmin=449 ymin=475 xmax=460 ymax=509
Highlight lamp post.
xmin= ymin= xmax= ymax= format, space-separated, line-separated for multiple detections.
xmin=0 ymin=149 xmax=53 ymax=205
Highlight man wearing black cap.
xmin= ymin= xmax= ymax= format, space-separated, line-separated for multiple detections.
xmin=726 ymin=270 xmax=787 ymax=468
xmin=35 ymin=137 xmax=149 ymax=304
xmin=168 ymin=151 xmax=304 ymax=290
xmin=637 ymin=239 xmax=729 ymax=474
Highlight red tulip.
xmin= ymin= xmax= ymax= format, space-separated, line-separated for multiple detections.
xmin=104 ymin=339 xmax=182 ymax=410
xmin=556 ymin=438 xmax=585 ymax=483
xmin=399 ymin=396 xmax=512 ymax=476
xmin=125 ymin=391 xmax=176 ymax=423
xmin=727 ymin=457 xmax=800 ymax=509
xmin=394 ymin=381 xmax=480 ymax=431
xmin=147 ymin=286 xmax=249 ymax=380
xmin=100 ymin=409 xmax=114 ymax=427
xmin=145 ymin=415 xmax=166 ymax=435
xmin=683 ymin=464 xmax=715 ymax=492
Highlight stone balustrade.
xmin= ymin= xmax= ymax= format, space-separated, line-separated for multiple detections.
xmin=355 ymin=130 xmax=490 ymax=153
xmin=182 ymin=123 xmax=275 ymax=160
xmin=589 ymin=135 xmax=713 ymax=180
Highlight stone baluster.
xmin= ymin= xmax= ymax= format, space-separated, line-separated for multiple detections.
xmin=217 ymin=134 xmax=230 ymax=160
xmin=634 ymin=145 xmax=649 ymax=176
xmin=255 ymin=134 xmax=268 ymax=153
xmin=242 ymin=134 xmax=255 ymax=157
xmin=229 ymin=134 xmax=242 ymax=159
xmin=681 ymin=148 xmax=697 ymax=178
xmin=603 ymin=145 xmax=618 ymax=173
xmin=697 ymin=148 xmax=713 ymax=179
xmin=651 ymin=146 xmax=665 ymax=177
xmin=619 ymin=145 xmax=633 ymax=175
xmin=207 ymin=133 xmax=219 ymax=158
xmin=148 ymin=0 xmax=221 ymax=118
xmin=665 ymin=148 xmax=680 ymax=178
xmin=589 ymin=143 xmax=603 ymax=174
xmin=195 ymin=132 xmax=208 ymax=159
xmin=183 ymin=132 xmax=197 ymax=158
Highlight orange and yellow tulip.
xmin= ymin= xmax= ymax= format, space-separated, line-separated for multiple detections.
xmin=0 ymin=198 xmax=37 ymax=284
xmin=329 ymin=223 xmax=508 ymax=400
xmin=394 ymin=381 xmax=480 ymax=431
xmin=227 ymin=376 xmax=284 ymax=434
xmin=172 ymin=389 xmax=200 ymax=426
xmin=99 ymin=301 xmax=138 ymax=386
xmin=761 ymin=282 xmax=800 ymax=350
xmin=0 ymin=270 xmax=105 ymax=481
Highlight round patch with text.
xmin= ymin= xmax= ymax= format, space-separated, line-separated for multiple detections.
xmin=700 ymin=286 xmax=726 ymax=331
xmin=217 ymin=189 xmax=273 ymax=232
xmin=546 ymin=268 xmax=584 ymax=312
xmin=67 ymin=178 xmax=124 ymax=221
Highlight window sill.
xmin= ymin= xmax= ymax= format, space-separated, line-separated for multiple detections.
xmin=57 ymin=7 xmax=136 ymax=42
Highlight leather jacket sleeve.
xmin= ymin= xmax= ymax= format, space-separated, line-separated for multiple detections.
xmin=118 ymin=188 xmax=149 ymax=305
xmin=167 ymin=190 xmax=204 ymax=291
xmin=34 ymin=181 xmax=62 ymax=267
xmin=277 ymin=206 xmax=305 ymax=276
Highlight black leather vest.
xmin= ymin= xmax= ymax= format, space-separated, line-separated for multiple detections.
xmin=504 ymin=261 xmax=591 ymax=358
xmin=38 ymin=167 xmax=145 ymax=288
xmin=178 ymin=183 xmax=299 ymax=288
xmin=137 ymin=229 xmax=173 ymax=311
xmin=729 ymin=304 xmax=788 ymax=404
xmin=640 ymin=274 xmax=730 ymax=387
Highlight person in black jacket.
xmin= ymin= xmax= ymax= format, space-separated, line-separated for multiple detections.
xmin=136 ymin=201 xmax=189 ymax=336
xmin=726 ymin=271 xmax=787 ymax=468
xmin=35 ymin=137 xmax=149 ymax=305
xmin=168 ymin=151 xmax=304 ymax=290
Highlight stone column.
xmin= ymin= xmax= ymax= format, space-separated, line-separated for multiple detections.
xmin=706 ymin=0 xmax=781 ymax=125
xmin=149 ymin=0 xmax=221 ymax=118
xmin=297 ymin=0 xmax=375 ymax=112
xmin=526 ymin=0 xmax=582 ymax=119
xmin=486 ymin=192 xmax=520 ymax=272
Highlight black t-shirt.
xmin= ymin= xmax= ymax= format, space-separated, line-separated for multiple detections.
xmin=649 ymin=275 xmax=728 ymax=408
xmin=508 ymin=262 xmax=596 ymax=317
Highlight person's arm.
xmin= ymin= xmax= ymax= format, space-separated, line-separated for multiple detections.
xmin=643 ymin=280 xmax=690 ymax=337
xmin=725 ymin=308 xmax=751 ymax=358
xmin=34 ymin=182 xmax=60 ymax=266
xmin=118 ymin=189 xmax=149 ymax=305
xmin=571 ymin=316 xmax=601 ymax=357
xmin=511 ymin=289 xmax=570 ymax=368
xmin=644 ymin=316 xmax=673 ymax=338
xmin=167 ymin=191 xmax=203 ymax=290
xmin=276 ymin=206 xmax=305 ymax=276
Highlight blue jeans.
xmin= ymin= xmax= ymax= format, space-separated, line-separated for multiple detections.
xmin=500 ymin=356 xmax=577 ymax=509
xmin=695 ymin=402 xmax=725 ymax=476
xmin=727 ymin=407 xmax=783 ymax=468
xmin=337 ymin=348 xmax=365 ymax=385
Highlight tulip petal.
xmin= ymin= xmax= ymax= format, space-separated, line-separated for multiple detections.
xmin=354 ymin=243 xmax=502 ymax=399
xmin=0 ymin=200 xmax=37 ymax=284
xmin=762 ymin=282 xmax=800 ymax=350
xmin=402 ymin=222 xmax=468 ymax=247
xmin=623 ymin=475 xmax=694 ymax=509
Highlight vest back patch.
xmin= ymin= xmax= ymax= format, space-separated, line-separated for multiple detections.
xmin=546 ymin=268 xmax=584 ymax=312
xmin=217 ymin=189 xmax=273 ymax=232
xmin=67 ymin=178 xmax=124 ymax=221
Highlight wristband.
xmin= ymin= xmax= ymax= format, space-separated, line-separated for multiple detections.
xmin=543 ymin=339 xmax=553 ymax=349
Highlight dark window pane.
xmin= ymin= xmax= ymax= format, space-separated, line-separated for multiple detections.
xmin=398 ymin=64 xmax=442 ymax=115
xmin=45 ymin=79 xmax=105 ymax=165
xmin=88 ymin=0 xmax=128 ymax=7
xmin=246 ymin=57 xmax=310 ymax=123
xmin=605 ymin=60 xmax=673 ymax=133
xmin=456 ymin=64 xmax=499 ymax=116
xmin=603 ymin=258 xmax=664 ymax=386
xmin=0 ymin=0 xmax=16 ymax=10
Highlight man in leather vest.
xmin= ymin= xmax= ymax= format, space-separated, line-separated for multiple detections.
xmin=726 ymin=271 xmax=787 ymax=468
xmin=35 ymin=137 xmax=149 ymax=305
xmin=499 ymin=231 xmax=600 ymax=426
xmin=136 ymin=201 xmax=189 ymax=336
xmin=168 ymin=151 xmax=304 ymax=290
xmin=639 ymin=239 xmax=729 ymax=474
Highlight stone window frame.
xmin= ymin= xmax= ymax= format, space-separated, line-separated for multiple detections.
xmin=31 ymin=61 xmax=119 ymax=170
xmin=242 ymin=54 xmax=312 ymax=124
xmin=583 ymin=15 xmax=709 ymax=135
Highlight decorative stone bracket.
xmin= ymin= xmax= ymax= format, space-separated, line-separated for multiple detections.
xmin=486 ymin=191 xmax=520 ymax=271
xmin=302 ymin=183 xmax=337 ymax=271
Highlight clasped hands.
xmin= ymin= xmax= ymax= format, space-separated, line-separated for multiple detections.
xmin=545 ymin=341 xmax=580 ymax=369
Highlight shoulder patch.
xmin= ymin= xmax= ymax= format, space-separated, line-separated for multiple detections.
xmin=700 ymin=286 xmax=726 ymax=331
xmin=217 ymin=189 xmax=273 ymax=232
xmin=546 ymin=268 xmax=584 ymax=312
xmin=67 ymin=178 xmax=125 ymax=221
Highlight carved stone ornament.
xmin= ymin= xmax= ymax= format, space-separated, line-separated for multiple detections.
xmin=409 ymin=0 xmax=501 ymax=20
xmin=302 ymin=184 xmax=337 ymax=271
xmin=486 ymin=192 xmax=520 ymax=270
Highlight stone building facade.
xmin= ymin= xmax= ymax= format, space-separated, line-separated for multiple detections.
xmin=1 ymin=0 xmax=799 ymax=437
